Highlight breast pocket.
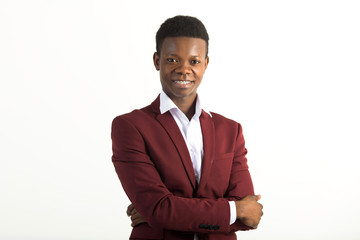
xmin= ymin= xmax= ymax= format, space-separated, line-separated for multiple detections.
xmin=213 ymin=152 xmax=234 ymax=162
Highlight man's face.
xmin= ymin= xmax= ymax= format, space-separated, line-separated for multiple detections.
xmin=153 ymin=37 xmax=209 ymax=102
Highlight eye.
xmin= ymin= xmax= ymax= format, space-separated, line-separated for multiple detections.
xmin=167 ymin=58 xmax=178 ymax=63
xmin=191 ymin=60 xmax=200 ymax=64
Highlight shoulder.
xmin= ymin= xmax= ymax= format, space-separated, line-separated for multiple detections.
xmin=209 ymin=112 xmax=245 ymax=139
xmin=210 ymin=111 xmax=240 ymax=127
xmin=112 ymin=96 xmax=160 ymax=126
xmin=112 ymin=104 xmax=155 ymax=128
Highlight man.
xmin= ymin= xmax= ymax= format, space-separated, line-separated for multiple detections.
xmin=111 ymin=15 xmax=263 ymax=240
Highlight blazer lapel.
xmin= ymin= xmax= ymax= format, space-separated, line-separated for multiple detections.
xmin=197 ymin=110 xmax=215 ymax=194
xmin=151 ymin=97 xmax=197 ymax=190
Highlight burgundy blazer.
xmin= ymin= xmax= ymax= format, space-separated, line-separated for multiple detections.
xmin=111 ymin=96 xmax=254 ymax=240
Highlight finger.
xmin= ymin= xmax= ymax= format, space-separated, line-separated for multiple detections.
xmin=255 ymin=194 xmax=261 ymax=201
xmin=248 ymin=221 xmax=258 ymax=229
xmin=131 ymin=213 xmax=147 ymax=227
xmin=131 ymin=218 xmax=146 ymax=227
xmin=131 ymin=211 xmax=146 ymax=223
xmin=127 ymin=204 xmax=133 ymax=216
xmin=130 ymin=207 xmax=137 ymax=217
xmin=131 ymin=211 xmax=141 ymax=221
xmin=127 ymin=203 xmax=135 ymax=216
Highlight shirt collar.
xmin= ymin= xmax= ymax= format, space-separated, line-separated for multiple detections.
xmin=159 ymin=91 xmax=212 ymax=118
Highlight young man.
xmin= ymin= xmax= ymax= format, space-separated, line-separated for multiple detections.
xmin=111 ymin=15 xmax=263 ymax=240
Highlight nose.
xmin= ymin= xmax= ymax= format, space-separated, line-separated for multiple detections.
xmin=175 ymin=62 xmax=191 ymax=75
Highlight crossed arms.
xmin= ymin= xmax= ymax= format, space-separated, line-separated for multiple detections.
xmin=111 ymin=114 xmax=263 ymax=234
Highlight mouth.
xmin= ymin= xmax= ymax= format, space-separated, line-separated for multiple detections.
xmin=172 ymin=80 xmax=194 ymax=85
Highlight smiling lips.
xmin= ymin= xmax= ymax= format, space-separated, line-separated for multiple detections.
xmin=172 ymin=80 xmax=194 ymax=86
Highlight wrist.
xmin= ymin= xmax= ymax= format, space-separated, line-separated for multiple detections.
xmin=235 ymin=201 xmax=245 ymax=219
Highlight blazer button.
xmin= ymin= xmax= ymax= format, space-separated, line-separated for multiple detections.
xmin=210 ymin=225 xmax=220 ymax=230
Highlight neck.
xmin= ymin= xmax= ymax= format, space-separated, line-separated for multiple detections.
xmin=172 ymin=95 xmax=197 ymax=120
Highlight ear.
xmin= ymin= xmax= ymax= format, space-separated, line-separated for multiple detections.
xmin=153 ymin=52 xmax=160 ymax=71
xmin=204 ymin=56 xmax=209 ymax=70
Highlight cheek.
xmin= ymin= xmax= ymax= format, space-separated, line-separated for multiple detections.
xmin=160 ymin=65 xmax=174 ymax=76
xmin=194 ymin=68 xmax=206 ymax=79
xmin=159 ymin=68 xmax=170 ymax=78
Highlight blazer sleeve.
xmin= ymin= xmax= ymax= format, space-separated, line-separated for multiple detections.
xmin=225 ymin=123 xmax=255 ymax=232
xmin=111 ymin=116 xmax=234 ymax=233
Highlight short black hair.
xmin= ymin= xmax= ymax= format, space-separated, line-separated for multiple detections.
xmin=156 ymin=15 xmax=209 ymax=57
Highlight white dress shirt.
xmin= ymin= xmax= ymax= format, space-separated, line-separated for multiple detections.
xmin=159 ymin=91 xmax=236 ymax=238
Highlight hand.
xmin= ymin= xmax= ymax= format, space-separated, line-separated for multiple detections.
xmin=235 ymin=195 xmax=263 ymax=229
xmin=127 ymin=203 xmax=147 ymax=227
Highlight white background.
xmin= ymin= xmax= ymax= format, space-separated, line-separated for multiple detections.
xmin=1 ymin=0 xmax=359 ymax=239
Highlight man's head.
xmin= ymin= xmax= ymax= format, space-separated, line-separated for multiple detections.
xmin=153 ymin=16 xmax=210 ymax=104
xmin=156 ymin=15 xmax=209 ymax=57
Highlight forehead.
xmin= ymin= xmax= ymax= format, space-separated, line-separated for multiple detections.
xmin=160 ymin=37 xmax=207 ymax=56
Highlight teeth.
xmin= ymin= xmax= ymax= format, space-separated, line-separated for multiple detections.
xmin=174 ymin=80 xmax=191 ymax=84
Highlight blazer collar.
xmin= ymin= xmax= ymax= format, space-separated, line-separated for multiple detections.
xmin=151 ymin=95 xmax=197 ymax=189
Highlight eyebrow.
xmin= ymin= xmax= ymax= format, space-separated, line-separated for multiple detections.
xmin=167 ymin=53 xmax=201 ymax=58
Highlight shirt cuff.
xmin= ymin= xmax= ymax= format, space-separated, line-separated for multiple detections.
xmin=229 ymin=201 xmax=237 ymax=225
